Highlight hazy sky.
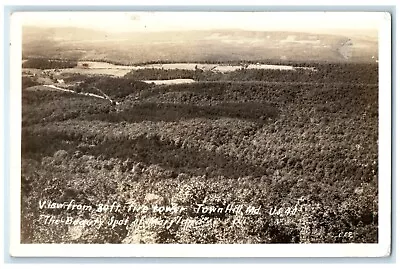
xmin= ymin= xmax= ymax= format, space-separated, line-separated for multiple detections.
xmin=17 ymin=12 xmax=383 ymax=34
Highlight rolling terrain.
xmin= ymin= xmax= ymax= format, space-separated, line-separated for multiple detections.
xmin=21 ymin=60 xmax=378 ymax=243
xmin=20 ymin=23 xmax=380 ymax=244
xmin=22 ymin=27 xmax=378 ymax=64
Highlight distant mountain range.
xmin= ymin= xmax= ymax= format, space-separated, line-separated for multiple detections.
xmin=22 ymin=26 xmax=378 ymax=64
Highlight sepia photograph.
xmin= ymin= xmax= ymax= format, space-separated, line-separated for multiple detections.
xmin=8 ymin=10 xmax=392 ymax=257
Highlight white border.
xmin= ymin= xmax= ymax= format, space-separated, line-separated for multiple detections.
xmin=9 ymin=11 xmax=23 ymax=257
xmin=377 ymin=11 xmax=392 ymax=257
xmin=8 ymin=11 xmax=392 ymax=258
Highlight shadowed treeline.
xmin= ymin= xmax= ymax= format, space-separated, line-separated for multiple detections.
xmin=83 ymin=102 xmax=279 ymax=123
xmin=22 ymin=129 xmax=269 ymax=179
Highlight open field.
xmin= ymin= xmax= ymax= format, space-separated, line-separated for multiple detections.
xmin=22 ymin=27 xmax=378 ymax=64
xmin=22 ymin=59 xmax=314 ymax=78
xmin=21 ymin=62 xmax=378 ymax=244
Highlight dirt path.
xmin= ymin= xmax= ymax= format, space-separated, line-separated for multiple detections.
xmin=43 ymin=85 xmax=118 ymax=104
